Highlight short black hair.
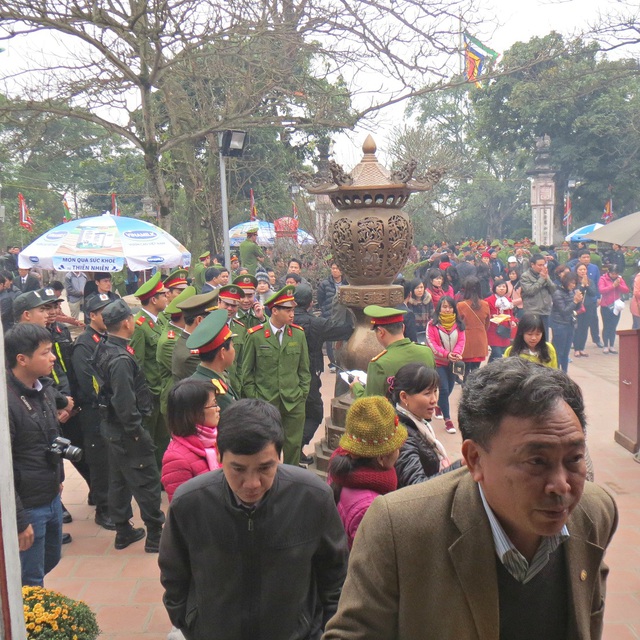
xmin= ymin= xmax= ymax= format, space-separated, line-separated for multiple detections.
xmin=578 ymin=250 xmax=590 ymax=258
xmin=530 ymin=253 xmax=545 ymax=264
xmin=389 ymin=362 xmax=439 ymax=404
xmin=199 ymin=339 xmax=232 ymax=363
xmin=50 ymin=280 xmax=64 ymax=291
xmin=1 ymin=271 xmax=14 ymax=282
xmin=167 ymin=379 xmax=216 ymax=437
xmin=5 ymin=323 xmax=52 ymax=368
xmin=205 ymin=267 xmax=221 ymax=281
xmin=458 ymin=358 xmax=586 ymax=449
xmin=288 ymin=258 xmax=302 ymax=268
xmin=217 ymin=399 xmax=283 ymax=459
xmin=285 ymin=272 xmax=301 ymax=283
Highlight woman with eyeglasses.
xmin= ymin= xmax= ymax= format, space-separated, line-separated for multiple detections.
xmin=162 ymin=379 xmax=221 ymax=502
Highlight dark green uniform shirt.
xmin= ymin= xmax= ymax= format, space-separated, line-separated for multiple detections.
xmin=130 ymin=308 xmax=163 ymax=395
xmin=157 ymin=323 xmax=183 ymax=415
xmin=239 ymin=239 xmax=264 ymax=275
xmin=353 ymin=337 xmax=436 ymax=398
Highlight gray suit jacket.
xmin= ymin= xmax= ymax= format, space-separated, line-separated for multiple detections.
xmin=323 ymin=467 xmax=618 ymax=640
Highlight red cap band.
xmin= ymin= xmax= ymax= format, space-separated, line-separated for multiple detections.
xmin=193 ymin=324 xmax=232 ymax=354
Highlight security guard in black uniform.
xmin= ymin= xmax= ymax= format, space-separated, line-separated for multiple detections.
xmin=91 ymin=299 xmax=164 ymax=552
xmin=71 ymin=293 xmax=117 ymax=530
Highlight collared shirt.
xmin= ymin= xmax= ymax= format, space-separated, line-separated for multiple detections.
xmin=268 ymin=320 xmax=284 ymax=345
xmin=478 ymin=484 xmax=569 ymax=584
xmin=142 ymin=308 xmax=158 ymax=323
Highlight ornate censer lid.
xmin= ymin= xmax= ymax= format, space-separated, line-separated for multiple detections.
xmin=295 ymin=135 xmax=445 ymax=210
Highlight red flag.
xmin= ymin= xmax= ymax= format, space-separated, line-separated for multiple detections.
xmin=563 ymin=193 xmax=572 ymax=226
xmin=111 ymin=192 xmax=120 ymax=216
xmin=18 ymin=193 xmax=33 ymax=231
xmin=249 ymin=188 xmax=257 ymax=221
xmin=62 ymin=194 xmax=72 ymax=223
xmin=602 ymin=198 xmax=613 ymax=224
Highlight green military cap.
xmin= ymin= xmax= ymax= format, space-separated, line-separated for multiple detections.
xmin=506 ymin=239 xmax=515 ymax=246
xmin=198 ymin=250 xmax=211 ymax=261
xmin=218 ymin=284 xmax=244 ymax=305
xmin=163 ymin=268 xmax=189 ymax=290
xmin=134 ymin=271 xmax=168 ymax=301
xmin=233 ymin=274 xmax=258 ymax=293
xmin=363 ymin=305 xmax=407 ymax=327
xmin=246 ymin=227 xmax=259 ymax=235
xmin=588 ymin=244 xmax=597 ymax=250
xmin=186 ymin=309 xmax=236 ymax=354
xmin=177 ymin=289 xmax=219 ymax=315
xmin=265 ymin=285 xmax=296 ymax=309
xmin=490 ymin=239 xmax=501 ymax=247
xmin=165 ymin=285 xmax=196 ymax=315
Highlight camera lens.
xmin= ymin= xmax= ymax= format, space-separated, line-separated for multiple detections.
xmin=64 ymin=444 xmax=83 ymax=462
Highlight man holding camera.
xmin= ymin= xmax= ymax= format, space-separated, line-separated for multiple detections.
xmin=6 ymin=323 xmax=67 ymax=586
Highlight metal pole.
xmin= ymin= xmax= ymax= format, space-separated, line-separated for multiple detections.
xmin=219 ymin=151 xmax=231 ymax=269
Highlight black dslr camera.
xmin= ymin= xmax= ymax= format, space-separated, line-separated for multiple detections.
xmin=46 ymin=437 xmax=83 ymax=465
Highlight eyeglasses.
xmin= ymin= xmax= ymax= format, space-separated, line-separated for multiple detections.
xmin=204 ymin=403 xmax=219 ymax=409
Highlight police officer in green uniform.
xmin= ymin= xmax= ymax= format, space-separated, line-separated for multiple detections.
xmin=188 ymin=309 xmax=239 ymax=412
xmin=192 ymin=251 xmax=211 ymax=293
xmin=91 ymin=299 xmax=164 ymax=552
xmin=238 ymin=228 xmax=265 ymax=275
xmin=131 ymin=272 xmax=169 ymax=467
xmin=216 ymin=284 xmax=247 ymax=393
xmin=157 ymin=286 xmax=195 ymax=418
xmin=157 ymin=268 xmax=189 ymax=330
xmin=233 ymin=274 xmax=266 ymax=329
xmin=171 ymin=290 xmax=219 ymax=382
xmin=71 ymin=293 xmax=116 ymax=530
xmin=351 ymin=305 xmax=436 ymax=398
xmin=241 ymin=285 xmax=311 ymax=466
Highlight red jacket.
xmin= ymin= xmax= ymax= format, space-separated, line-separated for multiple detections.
xmin=161 ymin=435 xmax=213 ymax=502
xmin=485 ymin=294 xmax=514 ymax=347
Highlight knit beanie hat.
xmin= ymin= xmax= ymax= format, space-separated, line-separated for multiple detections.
xmin=340 ymin=397 xmax=407 ymax=458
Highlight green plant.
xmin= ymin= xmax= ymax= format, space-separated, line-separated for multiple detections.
xmin=22 ymin=586 xmax=100 ymax=639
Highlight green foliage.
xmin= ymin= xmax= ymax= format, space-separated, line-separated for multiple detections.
xmin=392 ymin=32 xmax=640 ymax=242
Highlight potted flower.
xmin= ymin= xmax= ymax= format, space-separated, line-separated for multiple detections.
xmin=22 ymin=586 xmax=100 ymax=639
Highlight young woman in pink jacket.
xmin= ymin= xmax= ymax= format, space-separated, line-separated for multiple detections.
xmin=426 ymin=296 xmax=466 ymax=435
xmin=162 ymin=379 xmax=221 ymax=502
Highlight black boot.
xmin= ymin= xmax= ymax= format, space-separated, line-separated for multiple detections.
xmin=61 ymin=503 xmax=73 ymax=524
xmin=144 ymin=526 xmax=163 ymax=553
xmin=95 ymin=508 xmax=117 ymax=531
xmin=114 ymin=523 xmax=145 ymax=550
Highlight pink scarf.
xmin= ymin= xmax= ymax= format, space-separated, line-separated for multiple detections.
xmin=196 ymin=424 xmax=220 ymax=471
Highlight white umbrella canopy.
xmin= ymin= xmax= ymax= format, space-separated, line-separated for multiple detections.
xmin=586 ymin=211 xmax=640 ymax=247
xmin=565 ymin=223 xmax=603 ymax=242
xmin=18 ymin=213 xmax=191 ymax=272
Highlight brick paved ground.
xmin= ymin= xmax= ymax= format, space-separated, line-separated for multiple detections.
xmin=45 ymin=310 xmax=640 ymax=639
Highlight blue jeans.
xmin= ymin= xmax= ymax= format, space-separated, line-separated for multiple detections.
xmin=436 ymin=365 xmax=456 ymax=420
xmin=600 ymin=305 xmax=620 ymax=348
xmin=488 ymin=345 xmax=505 ymax=362
xmin=551 ymin=322 xmax=574 ymax=373
xmin=20 ymin=494 xmax=63 ymax=586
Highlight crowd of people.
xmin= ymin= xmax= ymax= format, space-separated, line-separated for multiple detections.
xmin=5 ymin=229 xmax=628 ymax=639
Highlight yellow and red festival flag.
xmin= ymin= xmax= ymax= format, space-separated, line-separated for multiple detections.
xmin=18 ymin=193 xmax=34 ymax=231
xmin=602 ymin=198 xmax=613 ymax=224
xmin=463 ymin=32 xmax=499 ymax=87
xmin=249 ymin=188 xmax=258 ymax=221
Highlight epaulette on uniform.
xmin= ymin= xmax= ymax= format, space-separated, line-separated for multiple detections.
xmin=247 ymin=324 xmax=264 ymax=335
xmin=211 ymin=378 xmax=228 ymax=395
xmin=371 ymin=349 xmax=388 ymax=362
xmin=136 ymin=315 xmax=146 ymax=326
xmin=232 ymin=318 xmax=245 ymax=327
xmin=290 ymin=323 xmax=304 ymax=331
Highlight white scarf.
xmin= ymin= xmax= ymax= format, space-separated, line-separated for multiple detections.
xmin=396 ymin=404 xmax=451 ymax=471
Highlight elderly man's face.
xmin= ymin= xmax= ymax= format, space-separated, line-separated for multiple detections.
xmin=463 ymin=399 xmax=586 ymax=560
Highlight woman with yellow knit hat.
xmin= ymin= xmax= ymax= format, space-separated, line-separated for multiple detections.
xmin=328 ymin=396 xmax=407 ymax=549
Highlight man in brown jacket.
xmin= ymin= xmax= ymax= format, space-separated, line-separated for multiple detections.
xmin=323 ymin=358 xmax=618 ymax=640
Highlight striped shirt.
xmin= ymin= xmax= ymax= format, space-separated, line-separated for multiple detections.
xmin=478 ymin=484 xmax=569 ymax=584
